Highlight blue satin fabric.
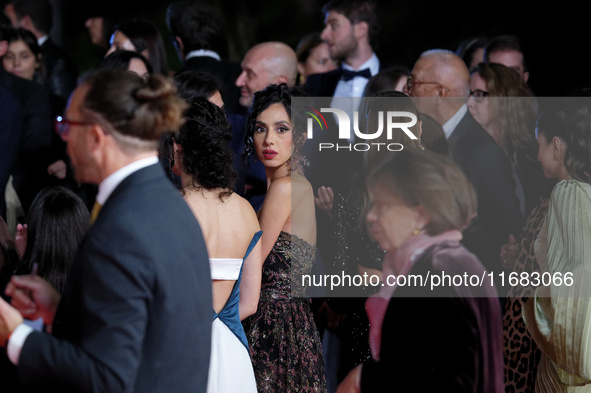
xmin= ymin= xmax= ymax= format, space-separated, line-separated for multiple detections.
xmin=212 ymin=231 xmax=263 ymax=349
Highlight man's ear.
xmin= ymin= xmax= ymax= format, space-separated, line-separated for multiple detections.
xmin=273 ymin=75 xmax=289 ymax=85
xmin=353 ymin=21 xmax=369 ymax=40
xmin=297 ymin=62 xmax=305 ymax=77
xmin=87 ymin=123 xmax=108 ymax=154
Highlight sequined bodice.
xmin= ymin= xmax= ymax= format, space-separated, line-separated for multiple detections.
xmin=260 ymin=231 xmax=316 ymax=298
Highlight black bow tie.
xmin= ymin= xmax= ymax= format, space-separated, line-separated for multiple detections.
xmin=341 ymin=68 xmax=372 ymax=81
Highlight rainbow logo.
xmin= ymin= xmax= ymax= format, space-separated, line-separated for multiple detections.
xmin=304 ymin=106 xmax=329 ymax=131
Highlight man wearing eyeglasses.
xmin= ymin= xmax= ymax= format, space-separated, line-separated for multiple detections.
xmin=405 ymin=49 xmax=524 ymax=287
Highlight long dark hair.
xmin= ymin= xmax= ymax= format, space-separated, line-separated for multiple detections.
xmin=536 ymin=98 xmax=591 ymax=184
xmin=19 ymin=186 xmax=90 ymax=293
xmin=174 ymin=97 xmax=236 ymax=199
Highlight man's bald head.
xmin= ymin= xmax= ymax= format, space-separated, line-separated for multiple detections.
xmin=416 ymin=50 xmax=470 ymax=97
xmin=406 ymin=49 xmax=470 ymax=124
xmin=235 ymin=41 xmax=297 ymax=108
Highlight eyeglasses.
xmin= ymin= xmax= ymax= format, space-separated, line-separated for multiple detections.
xmin=406 ymin=77 xmax=449 ymax=92
xmin=54 ymin=116 xmax=94 ymax=140
xmin=469 ymin=89 xmax=490 ymax=103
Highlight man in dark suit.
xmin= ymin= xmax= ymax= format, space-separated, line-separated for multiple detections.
xmin=10 ymin=0 xmax=78 ymax=104
xmin=0 ymin=24 xmax=52 ymax=218
xmin=166 ymin=1 xmax=242 ymax=115
xmin=405 ymin=49 xmax=524 ymax=277
xmin=0 ymin=84 xmax=24 ymax=221
xmin=0 ymin=70 xmax=212 ymax=392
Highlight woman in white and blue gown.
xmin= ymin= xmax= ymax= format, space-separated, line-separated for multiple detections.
xmin=171 ymin=97 xmax=262 ymax=393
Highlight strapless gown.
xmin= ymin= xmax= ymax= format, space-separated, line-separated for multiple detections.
xmin=206 ymin=231 xmax=262 ymax=393
xmin=243 ymin=231 xmax=327 ymax=392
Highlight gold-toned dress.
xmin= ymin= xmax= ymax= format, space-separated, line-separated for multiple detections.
xmin=524 ymin=180 xmax=591 ymax=392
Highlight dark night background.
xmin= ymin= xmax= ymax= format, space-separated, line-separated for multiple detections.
xmin=6 ymin=0 xmax=588 ymax=97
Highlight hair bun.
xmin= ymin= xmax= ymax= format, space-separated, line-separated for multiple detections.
xmin=134 ymin=74 xmax=175 ymax=103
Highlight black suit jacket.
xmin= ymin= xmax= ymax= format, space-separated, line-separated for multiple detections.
xmin=448 ymin=110 xmax=524 ymax=275
xmin=304 ymin=68 xmax=343 ymax=98
xmin=40 ymin=38 xmax=78 ymax=103
xmin=0 ymin=69 xmax=52 ymax=215
xmin=17 ymin=164 xmax=212 ymax=393
xmin=0 ymin=84 xmax=25 ymax=219
xmin=177 ymin=56 xmax=242 ymax=114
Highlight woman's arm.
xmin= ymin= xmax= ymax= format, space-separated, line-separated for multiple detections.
xmin=239 ymin=233 xmax=262 ymax=320
xmin=257 ymin=177 xmax=292 ymax=262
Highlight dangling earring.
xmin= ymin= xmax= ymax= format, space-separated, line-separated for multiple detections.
xmin=554 ymin=151 xmax=560 ymax=160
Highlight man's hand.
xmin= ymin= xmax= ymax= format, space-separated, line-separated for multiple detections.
xmin=5 ymin=275 xmax=60 ymax=327
xmin=314 ymin=186 xmax=334 ymax=217
xmin=500 ymin=234 xmax=519 ymax=270
xmin=15 ymin=223 xmax=27 ymax=260
xmin=47 ymin=160 xmax=67 ymax=179
xmin=0 ymin=297 xmax=24 ymax=347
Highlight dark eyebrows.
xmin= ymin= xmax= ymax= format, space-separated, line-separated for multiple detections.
xmin=255 ymin=120 xmax=290 ymax=127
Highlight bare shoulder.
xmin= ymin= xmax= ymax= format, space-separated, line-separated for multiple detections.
xmin=290 ymin=172 xmax=313 ymax=201
xmin=267 ymin=176 xmax=292 ymax=198
xmin=230 ymin=193 xmax=260 ymax=228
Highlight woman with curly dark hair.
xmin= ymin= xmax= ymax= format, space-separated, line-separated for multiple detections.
xmin=242 ymin=84 xmax=327 ymax=392
xmin=171 ymin=97 xmax=261 ymax=393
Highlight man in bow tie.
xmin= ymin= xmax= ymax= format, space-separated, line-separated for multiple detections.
xmin=305 ymin=0 xmax=380 ymax=100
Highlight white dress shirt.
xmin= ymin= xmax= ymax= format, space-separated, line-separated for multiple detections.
xmin=330 ymin=53 xmax=380 ymax=142
xmin=442 ymin=104 xmax=468 ymax=140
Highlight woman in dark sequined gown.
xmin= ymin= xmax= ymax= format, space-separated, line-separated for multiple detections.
xmin=242 ymin=84 xmax=326 ymax=392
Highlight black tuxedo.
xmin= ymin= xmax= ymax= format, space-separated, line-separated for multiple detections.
xmin=303 ymin=60 xmax=386 ymax=98
xmin=448 ymin=110 xmax=524 ymax=275
xmin=40 ymin=38 xmax=78 ymax=103
xmin=176 ymin=56 xmax=242 ymax=114
xmin=0 ymin=69 xmax=52 ymax=215
xmin=304 ymin=68 xmax=343 ymax=97
xmin=16 ymin=164 xmax=212 ymax=392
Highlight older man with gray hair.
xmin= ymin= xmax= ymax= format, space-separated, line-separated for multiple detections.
xmin=405 ymin=49 xmax=524 ymax=282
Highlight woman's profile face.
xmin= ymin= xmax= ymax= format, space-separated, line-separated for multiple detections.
xmin=253 ymin=103 xmax=293 ymax=170
xmin=2 ymin=39 xmax=39 ymax=81
xmin=366 ymin=182 xmax=424 ymax=252
xmin=302 ymin=42 xmax=338 ymax=76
